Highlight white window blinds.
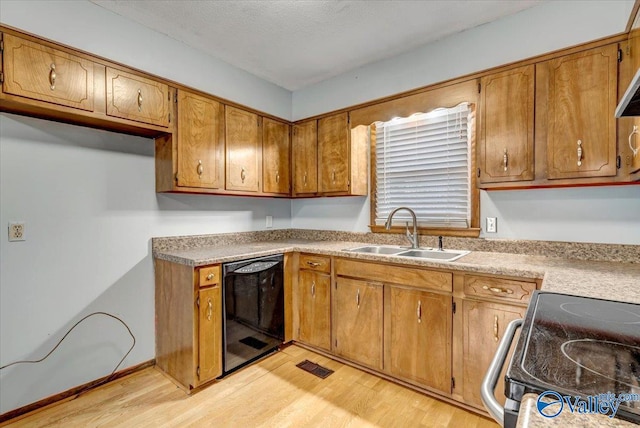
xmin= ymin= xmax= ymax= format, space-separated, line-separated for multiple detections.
xmin=374 ymin=102 xmax=471 ymax=228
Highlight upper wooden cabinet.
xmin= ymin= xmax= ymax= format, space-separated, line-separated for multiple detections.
xmin=262 ymin=118 xmax=291 ymax=194
xmin=106 ymin=67 xmax=170 ymax=127
xmin=225 ymin=106 xmax=260 ymax=192
xmin=478 ymin=65 xmax=535 ymax=184
xmin=292 ymin=120 xmax=319 ymax=195
xmin=318 ymin=113 xmax=350 ymax=193
xmin=2 ymin=33 xmax=94 ymax=112
xmin=176 ymin=90 xmax=224 ymax=189
xmin=539 ymin=44 xmax=619 ymax=180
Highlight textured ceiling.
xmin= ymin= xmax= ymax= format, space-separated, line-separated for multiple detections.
xmin=91 ymin=0 xmax=544 ymax=91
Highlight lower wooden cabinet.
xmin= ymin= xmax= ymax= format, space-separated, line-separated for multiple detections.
xmin=387 ymin=285 xmax=452 ymax=393
xmin=155 ymin=259 xmax=222 ymax=391
xmin=333 ymin=277 xmax=383 ymax=370
xmin=295 ymin=269 xmax=331 ymax=351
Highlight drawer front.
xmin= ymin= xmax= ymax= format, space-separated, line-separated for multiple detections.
xmin=298 ymin=254 xmax=331 ymax=273
xmin=106 ymin=67 xmax=169 ymax=127
xmin=3 ymin=34 xmax=94 ymax=111
xmin=198 ymin=265 xmax=221 ymax=287
xmin=336 ymin=258 xmax=452 ymax=292
xmin=464 ymin=275 xmax=536 ymax=303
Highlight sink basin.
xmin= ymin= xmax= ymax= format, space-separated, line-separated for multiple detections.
xmin=344 ymin=245 xmax=406 ymax=255
xmin=396 ymin=249 xmax=470 ymax=262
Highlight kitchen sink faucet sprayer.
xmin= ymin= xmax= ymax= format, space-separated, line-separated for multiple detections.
xmin=384 ymin=207 xmax=420 ymax=249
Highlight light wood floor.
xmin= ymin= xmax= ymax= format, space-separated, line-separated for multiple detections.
xmin=4 ymin=345 xmax=498 ymax=427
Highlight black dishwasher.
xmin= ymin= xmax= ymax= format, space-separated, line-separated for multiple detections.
xmin=222 ymin=254 xmax=284 ymax=375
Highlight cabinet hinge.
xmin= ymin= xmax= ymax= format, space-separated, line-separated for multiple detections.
xmin=168 ymin=112 xmax=171 ymax=123
xmin=477 ymin=168 xmax=481 ymax=178
xmin=196 ymin=296 xmax=200 ymax=307
xmin=617 ymin=155 xmax=621 ymax=169
xmin=0 ymin=72 xmax=3 ymax=85
xmin=0 ymin=40 xmax=4 ymax=53
xmin=478 ymin=82 xmax=481 ymax=93
xmin=197 ymin=366 xmax=200 ymax=378
xmin=452 ymin=301 xmax=456 ymax=314
xmin=335 ymin=339 xmax=338 ymax=348
xmin=618 ymin=48 xmax=623 ymax=63
xmin=451 ymin=377 xmax=456 ymax=390
xmin=174 ymin=93 xmax=178 ymax=103
xmin=175 ymin=172 xmax=179 ymax=183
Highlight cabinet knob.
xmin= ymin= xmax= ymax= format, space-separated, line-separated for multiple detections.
xmin=197 ymin=160 xmax=204 ymax=176
xmin=137 ymin=89 xmax=143 ymax=112
xmin=49 ymin=63 xmax=56 ymax=90
xmin=206 ymin=273 xmax=214 ymax=280
xmin=577 ymin=140 xmax=583 ymax=167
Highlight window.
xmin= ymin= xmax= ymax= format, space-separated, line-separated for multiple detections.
xmin=373 ymin=102 xmax=474 ymax=232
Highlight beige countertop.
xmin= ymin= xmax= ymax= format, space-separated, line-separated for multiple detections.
xmin=153 ymin=238 xmax=640 ymax=304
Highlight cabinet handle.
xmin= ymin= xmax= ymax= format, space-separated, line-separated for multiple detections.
xmin=206 ymin=273 xmax=214 ymax=281
xmin=49 ymin=63 xmax=56 ymax=90
xmin=356 ymin=289 xmax=360 ymax=308
xmin=207 ymin=298 xmax=213 ymax=321
xmin=197 ymin=160 xmax=203 ymax=176
xmin=493 ymin=315 xmax=499 ymax=342
xmin=417 ymin=300 xmax=422 ymax=323
xmin=482 ymin=285 xmax=514 ymax=295
xmin=137 ymin=89 xmax=143 ymax=112
xmin=629 ymin=126 xmax=639 ymax=157
xmin=332 ymin=169 xmax=336 ymax=183
xmin=503 ymin=148 xmax=508 ymax=172
xmin=241 ymin=168 xmax=246 ymax=183
xmin=577 ymin=140 xmax=583 ymax=167
xmin=275 ymin=171 xmax=280 ymax=184
xmin=306 ymin=261 xmax=321 ymax=267
xmin=311 ymin=281 xmax=315 ymax=297
xmin=303 ymin=172 xmax=307 ymax=186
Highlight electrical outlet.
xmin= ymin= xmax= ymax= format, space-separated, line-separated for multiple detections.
xmin=265 ymin=215 xmax=273 ymax=228
xmin=8 ymin=222 xmax=25 ymax=242
xmin=486 ymin=217 xmax=497 ymax=233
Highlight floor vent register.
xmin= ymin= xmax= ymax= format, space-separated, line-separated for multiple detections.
xmin=296 ymin=360 xmax=334 ymax=379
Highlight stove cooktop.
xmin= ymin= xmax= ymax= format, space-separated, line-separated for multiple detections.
xmin=506 ymin=291 xmax=640 ymax=422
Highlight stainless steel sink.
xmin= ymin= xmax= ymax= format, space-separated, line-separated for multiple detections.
xmin=396 ymin=249 xmax=470 ymax=262
xmin=344 ymin=245 xmax=407 ymax=255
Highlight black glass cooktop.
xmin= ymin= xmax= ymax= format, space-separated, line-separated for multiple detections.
xmin=506 ymin=291 xmax=640 ymax=422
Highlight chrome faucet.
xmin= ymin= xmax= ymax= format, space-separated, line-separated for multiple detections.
xmin=384 ymin=207 xmax=420 ymax=249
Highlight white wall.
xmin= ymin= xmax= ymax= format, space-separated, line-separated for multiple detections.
xmin=0 ymin=0 xmax=292 ymax=120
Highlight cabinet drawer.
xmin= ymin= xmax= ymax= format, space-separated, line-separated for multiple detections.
xmin=106 ymin=67 xmax=170 ymax=127
xmin=464 ymin=275 xmax=535 ymax=304
xmin=198 ymin=266 xmax=221 ymax=287
xmin=336 ymin=258 xmax=452 ymax=292
xmin=298 ymin=254 xmax=331 ymax=273
xmin=3 ymin=33 xmax=94 ymax=111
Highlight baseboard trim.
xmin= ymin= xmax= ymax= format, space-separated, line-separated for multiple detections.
xmin=0 ymin=359 xmax=155 ymax=425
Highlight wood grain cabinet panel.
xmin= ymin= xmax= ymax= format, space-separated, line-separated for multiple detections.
xmin=106 ymin=67 xmax=170 ymax=127
xmin=318 ymin=112 xmax=350 ymax=193
xmin=197 ymin=285 xmax=222 ymax=385
xmin=226 ymin=106 xmax=260 ymax=192
xmin=176 ymin=90 xmax=224 ymax=189
xmin=479 ymin=65 xmax=535 ymax=183
xmin=387 ymin=286 xmax=452 ymax=394
xmin=462 ymin=300 xmax=525 ymax=409
xmin=296 ymin=270 xmax=331 ymax=351
xmin=2 ymin=33 xmax=94 ymax=111
xmin=292 ymin=120 xmax=318 ymax=195
xmin=542 ymin=44 xmax=618 ymax=179
xmin=262 ymin=118 xmax=291 ymax=194
xmin=333 ymin=277 xmax=383 ymax=370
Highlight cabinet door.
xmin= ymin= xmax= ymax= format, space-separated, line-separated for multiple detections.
xmin=297 ymin=271 xmax=331 ymax=351
xmin=318 ymin=113 xmax=350 ymax=193
xmin=479 ymin=65 xmax=535 ymax=183
xmin=176 ymin=91 xmax=224 ymax=189
xmin=387 ymin=286 xmax=452 ymax=393
xmin=3 ymin=34 xmax=94 ymax=111
xmin=197 ymin=286 xmax=222 ymax=384
xmin=462 ymin=300 xmax=525 ymax=409
xmin=333 ymin=277 xmax=383 ymax=370
xmin=543 ymin=44 xmax=618 ymax=179
xmin=292 ymin=120 xmax=318 ymax=195
xmin=262 ymin=118 xmax=291 ymax=194
xmin=226 ymin=106 xmax=260 ymax=192
xmin=106 ymin=67 xmax=170 ymax=127
xmin=628 ymin=34 xmax=640 ymax=175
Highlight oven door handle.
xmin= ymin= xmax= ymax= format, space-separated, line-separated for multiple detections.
xmin=481 ymin=318 xmax=523 ymax=427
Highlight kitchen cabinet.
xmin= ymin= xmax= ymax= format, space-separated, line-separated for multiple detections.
xmin=155 ymin=260 xmax=222 ymax=391
xmin=106 ymin=67 xmax=170 ymax=127
xmin=176 ymin=90 xmax=224 ymax=189
xmin=387 ymin=285 xmax=452 ymax=393
xmin=292 ymin=120 xmax=318 ymax=195
xmin=294 ymin=254 xmax=331 ymax=351
xmin=538 ymin=43 xmax=619 ymax=180
xmin=478 ymin=65 xmax=535 ymax=184
xmin=2 ymin=33 xmax=95 ymax=112
xmin=262 ymin=118 xmax=291 ymax=194
xmin=225 ymin=106 xmax=260 ymax=192
xmin=625 ymin=31 xmax=640 ymax=178
xmin=318 ymin=113 xmax=350 ymax=193
xmin=333 ymin=277 xmax=383 ymax=370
